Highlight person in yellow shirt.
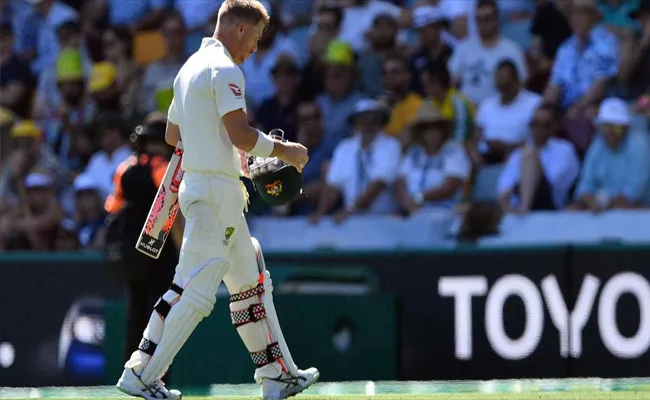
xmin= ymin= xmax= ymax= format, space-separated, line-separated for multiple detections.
xmin=421 ymin=63 xmax=475 ymax=143
xmin=381 ymin=53 xmax=423 ymax=141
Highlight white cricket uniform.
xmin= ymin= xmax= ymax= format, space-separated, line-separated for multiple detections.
xmin=166 ymin=37 xmax=258 ymax=298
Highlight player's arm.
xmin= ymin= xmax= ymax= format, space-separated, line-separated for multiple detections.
xmin=222 ymin=110 xmax=287 ymax=158
xmin=165 ymin=121 xmax=181 ymax=147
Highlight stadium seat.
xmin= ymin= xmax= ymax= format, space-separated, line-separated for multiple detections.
xmin=133 ymin=31 xmax=166 ymax=66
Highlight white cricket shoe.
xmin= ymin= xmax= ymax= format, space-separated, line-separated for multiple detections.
xmin=116 ymin=368 xmax=182 ymax=400
xmin=262 ymin=367 xmax=320 ymax=400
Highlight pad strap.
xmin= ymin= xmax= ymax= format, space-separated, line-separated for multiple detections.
xmin=138 ymin=338 xmax=158 ymax=356
xmin=231 ymin=303 xmax=267 ymax=327
xmin=154 ymin=298 xmax=172 ymax=319
xmin=170 ymin=283 xmax=184 ymax=295
xmin=250 ymin=342 xmax=283 ymax=367
xmin=229 ymin=283 xmax=264 ymax=302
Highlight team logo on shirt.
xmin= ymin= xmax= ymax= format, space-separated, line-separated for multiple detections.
xmin=264 ymin=180 xmax=283 ymax=196
xmin=228 ymin=83 xmax=242 ymax=97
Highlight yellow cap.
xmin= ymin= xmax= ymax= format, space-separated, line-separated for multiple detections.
xmin=88 ymin=62 xmax=117 ymax=93
xmin=325 ymin=40 xmax=354 ymax=66
xmin=56 ymin=50 xmax=84 ymax=82
xmin=10 ymin=120 xmax=42 ymax=139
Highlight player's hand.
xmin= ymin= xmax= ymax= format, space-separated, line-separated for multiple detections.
xmin=278 ymin=141 xmax=309 ymax=173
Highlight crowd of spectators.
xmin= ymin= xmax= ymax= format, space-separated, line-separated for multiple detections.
xmin=1 ymin=0 xmax=650 ymax=252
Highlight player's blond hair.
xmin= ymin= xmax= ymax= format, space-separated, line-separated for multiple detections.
xmin=218 ymin=0 xmax=271 ymax=27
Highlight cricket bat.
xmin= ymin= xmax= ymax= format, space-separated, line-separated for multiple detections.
xmin=135 ymin=141 xmax=184 ymax=259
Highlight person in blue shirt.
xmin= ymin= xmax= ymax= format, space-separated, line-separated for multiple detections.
xmin=568 ymin=97 xmax=650 ymax=210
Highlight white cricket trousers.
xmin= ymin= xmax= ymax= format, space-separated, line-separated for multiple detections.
xmin=175 ymin=172 xmax=259 ymax=296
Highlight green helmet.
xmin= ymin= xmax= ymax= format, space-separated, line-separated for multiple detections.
xmin=248 ymin=130 xmax=303 ymax=206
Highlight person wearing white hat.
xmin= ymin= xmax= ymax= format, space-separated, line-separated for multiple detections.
xmin=311 ymin=98 xmax=402 ymax=223
xmin=72 ymin=173 xmax=106 ymax=250
xmin=0 ymin=171 xmax=62 ymax=251
xmin=568 ymin=98 xmax=650 ymax=210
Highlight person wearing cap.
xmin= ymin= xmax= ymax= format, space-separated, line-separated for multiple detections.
xmin=395 ymin=101 xmax=471 ymax=216
xmin=255 ymin=54 xmax=303 ymax=143
xmin=26 ymin=0 xmax=78 ymax=75
xmin=316 ymin=40 xmax=365 ymax=148
xmin=619 ymin=0 xmax=650 ymax=103
xmin=381 ymin=53 xmax=424 ymax=139
xmin=569 ymin=98 xmax=650 ymax=210
xmin=0 ymin=21 xmax=35 ymax=119
xmin=33 ymin=20 xmax=92 ymax=121
xmin=0 ymin=170 xmax=63 ymax=251
xmin=420 ymin=62 xmax=475 ymax=145
xmin=543 ymin=0 xmax=619 ymax=116
xmin=337 ymin=0 xmax=401 ymax=53
xmin=311 ymin=98 xmax=402 ymax=223
xmin=409 ymin=5 xmax=453 ymax=95
xmin=0 ymin=121 xmax=63 ymax=208
xmin=497 ymin=104 xmax=580 ymax=213
xmin=139 ymin=13 xmax=188 ymax=115
xmin=448 ymin=0 xmax=528 ymax=105
xmin=71 ymin=173 xmax=107 ymax=250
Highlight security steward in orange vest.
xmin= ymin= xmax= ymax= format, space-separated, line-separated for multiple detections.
xmin=104 ymin=113 xmax=184 ymax=370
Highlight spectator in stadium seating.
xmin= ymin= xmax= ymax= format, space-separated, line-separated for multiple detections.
xmin=448 ymin=0 xmax=527 ymax=105
xmin=54 ymin=218 xmax=80 ymax=251
xmin=528 ymin=0 xmax=572 ymax=93
xmin=543 ymin=0 xmax=619 ymax=117
xmin=72 ymin=173 xmax=106 ymax=250
xmin=255 ymin=55 xmax=302 ymax=143
xmin=174 ymin=0 xmax=222 ymax=33
xmin=311 ymin=99 xmax=401 ymax=224
xmin=497 ymin=104 xmax=580 ymax=213
xmin=0 ymin=0 xmax=38 ymax=58
xmin=89 ymin=61 xmax=143 ymax=125
xmin=94 ymin=0 xmax=168 ymax=31
xmin=382 ymin=53 xmax=423 ymax=139
xmin=139 ymin=12 xmax=187 ymax=114
xmin=34 ymin=20 xmax=92 ymax=120
xmin=40 ymin=50 xmax=94 ymax=172
xmin=0 ymin=22 xmax=35 ymax=118
xmin=291 ymin=100 xmax=333 ymax=215
xmin=0 ymin=121 xmax=64 ymax=208
xmin=302 ymin=2 xmax=344 ymax=99
xmin=316 ymin=40 xmax=365 ymax=151
xmin=102 ymin=27 xmax=141 ymax=118
xmin=357 ymin=14 xmax=403 ymax=97
xmin=472 ymin=60 xmax=542 ymax=165
xmin=83 ymin=112 xmax=132 ymax=200
xmin=409 ymin=5 xmax=453 ymax=94
xmin=569 ymin=98 xmax=650 ymax=211
xmin=420 ymin=63 xmax=475 ymax=144
xmin=28 ymin=0 xmax=78 ymax=74
xmin=0 ymin=171 xmax=63 ymax=251
xmin=395 ymin=102 xmax=471 ymax=216
xmin=619 ymin=0 xmax=650 ymax=101
xmin=241 ymin=3 xmax=301 ymax=108
xmin=338 ymin=0 xmax=401 ymax=52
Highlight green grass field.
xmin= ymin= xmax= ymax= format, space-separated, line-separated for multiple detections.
xmin=3 ymin=378 xmax=650 ymax=400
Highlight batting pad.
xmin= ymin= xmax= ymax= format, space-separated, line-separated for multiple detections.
xmin=140 ymin=260 xmax=228 ymax=385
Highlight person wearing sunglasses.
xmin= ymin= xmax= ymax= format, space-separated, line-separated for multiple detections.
xmin=497 ymin=104 xmax=580 ymax=213
xmin=568 ymin=97 xmax=650 ymax=211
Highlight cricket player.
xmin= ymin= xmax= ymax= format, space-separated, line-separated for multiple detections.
xmin=115 ymin=1 xmax=318 ymax=399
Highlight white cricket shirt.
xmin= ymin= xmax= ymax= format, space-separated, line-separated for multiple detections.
xmin=167 ymin=38 xmax=246 ymax=177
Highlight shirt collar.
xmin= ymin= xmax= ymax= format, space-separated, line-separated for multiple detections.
xmin=201 ymin=37 xmax=234 ymax=62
